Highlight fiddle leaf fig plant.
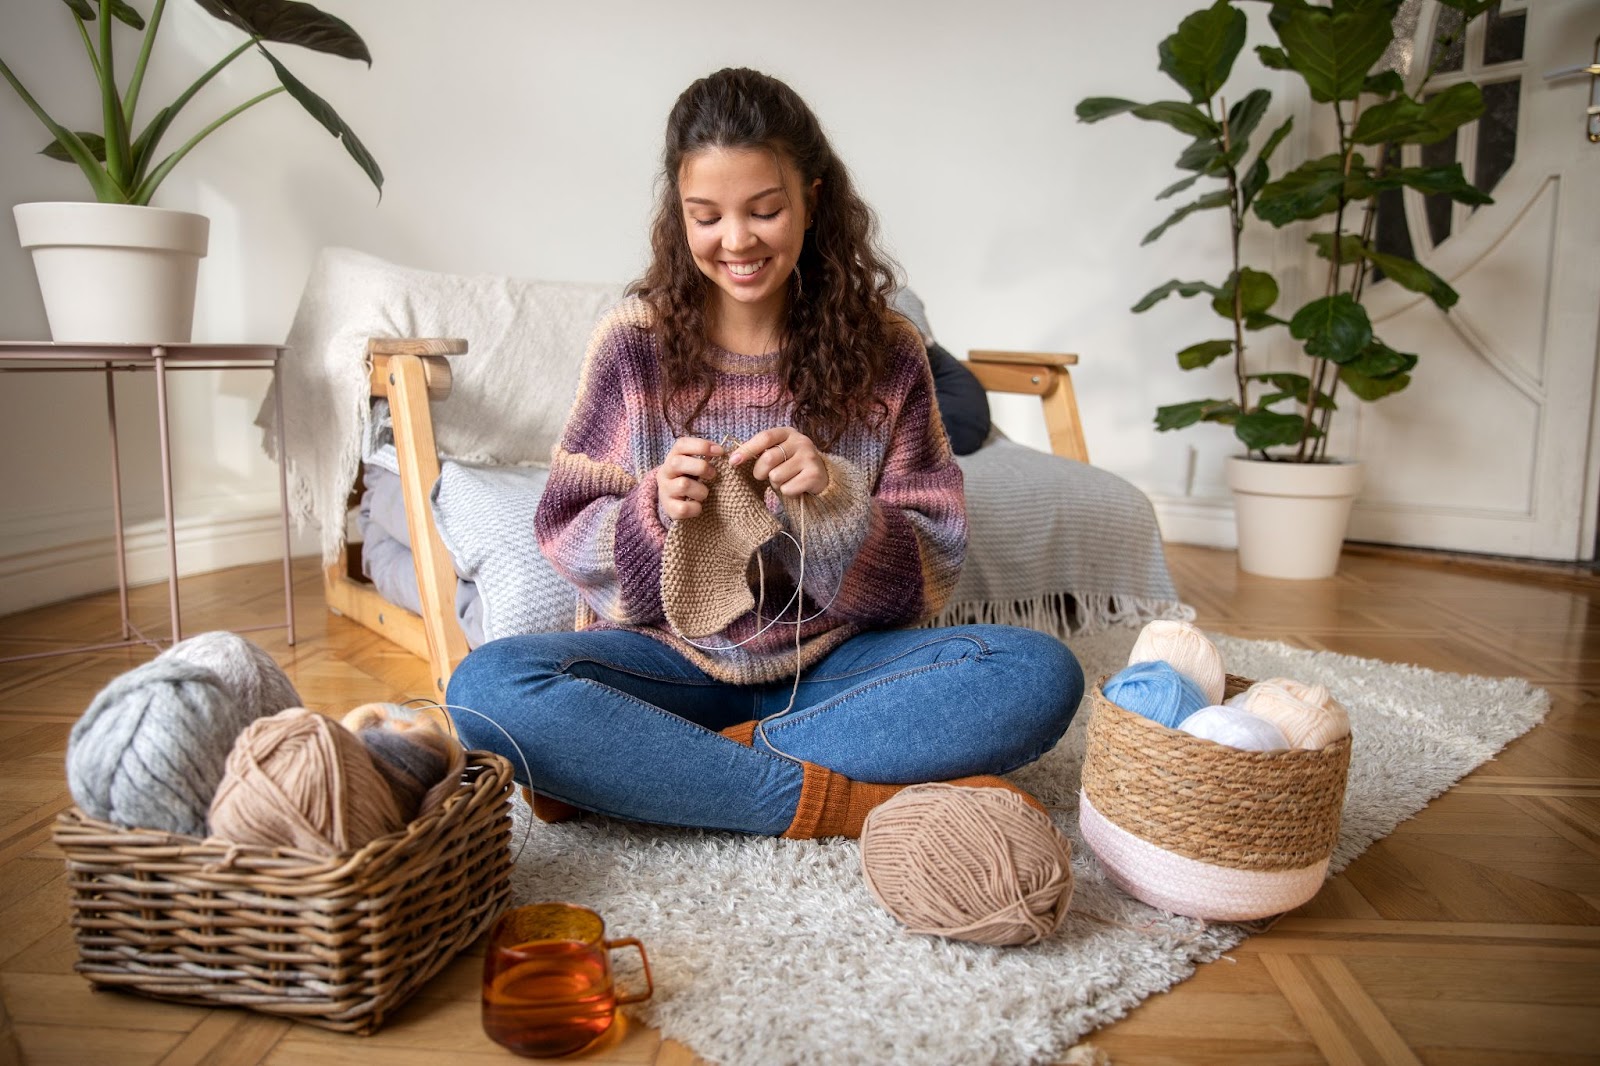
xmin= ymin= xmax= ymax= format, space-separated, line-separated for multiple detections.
xmin=0 ymin=0 xmax=382 ymax=206
xmin=1077 ymin=0 xmax=1298 ymax=455
xmin=1079 ymin=0 xmax=1496 ymax=462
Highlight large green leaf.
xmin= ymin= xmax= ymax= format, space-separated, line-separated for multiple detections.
xmin=1211 ymin=267 xmax=1279 ymax=319
xmin=1255 ymin=44 xmax=1292 ymax=70
xmin=58 ymin=0 xmax=96 ymax=19
xmin=1177 ymin=339 xmax=1236 ymax=369
xmin=1131 ymin=101 xmax=1222 ymax=138
xmin=1131 ymin=278 xmax=1222 ymax=312
xmin=1365 ymin=250 xmax=1459 ymax=309
xmin=1343 ymin=338 xmax=1418 ymax=380
xmin=1276 ymin=5 xmax=1395 ymax=102
xmin=1142 ymin=188 xmax=1231 ymax=245
xmin=1340 ymin=364 xmax=1411 ymax=399
xmin=109 ymin=0 xmax=144 ymax=29
xmin=1253 ymin=153 xmax=1346 ymax=225
xmin=40 ymin=131 xmax=107 ymax=162
xmin=1156 ymin=399 xmax=1240 ymax=431
xmin=1159 ymin=0 xmax=1248 ymax=103
xmin=1227 ymin=88 xmax=1273 ymax=145
xmin=257 ymin=48 xmax=383 ymax=194
xmin=1363 ymin=69 xmax=1406 ymax=95
xmin=1418 ymin=83 xmax=1485 ymax=141
xmin=1240 ymin=116 xmax=1294 ymax=209
xmin=1290 ymin=293 xmax=1372 ymax=363
xmin=193 ymin=0 xmax=371 ymax=63
xmin=1352 ymin=83 xmax=1483 ymax=145
xmin=1236 ymin=409 xmax=1315 ymax=449
xmin=1076 ymin=97 xmax=1142 ymax=123
xmin=1372 ymin=162 xmax=1492 ymax=204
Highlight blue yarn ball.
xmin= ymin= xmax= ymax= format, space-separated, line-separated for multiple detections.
xmin=1102 ymin=661 xmax=1210 ymax=729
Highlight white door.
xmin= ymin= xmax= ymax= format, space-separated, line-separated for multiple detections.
xmin=1342 ymin=0 xmax=1600 ymax=560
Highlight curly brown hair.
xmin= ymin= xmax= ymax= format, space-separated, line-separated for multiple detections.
xmin=629 ymin=67 xmax=901 ymax=449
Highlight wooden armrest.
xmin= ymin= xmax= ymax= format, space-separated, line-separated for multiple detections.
xmin=965 ymin=348 xmax=1088 ymax=464
xmin=368 ymin=337 xmax=468 ymax=357
xmin=968 ymin=349 xmax=1078 ymax=368
xmin=367 ymin=338 xmax=467 ymax=401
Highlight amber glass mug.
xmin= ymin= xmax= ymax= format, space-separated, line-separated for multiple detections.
xmin=481 ymin=903 xmax=654 ymax=1057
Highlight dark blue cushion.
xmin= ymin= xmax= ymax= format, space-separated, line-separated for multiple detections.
xmin=927 ymin=341 xmax=991 ymax=456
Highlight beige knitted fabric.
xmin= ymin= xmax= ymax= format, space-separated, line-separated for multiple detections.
xmin=662 ymin=455 xmax=783 ymax=639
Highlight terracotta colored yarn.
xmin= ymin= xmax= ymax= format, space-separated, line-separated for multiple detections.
xmin=208 ymin=707 xmax=405 ymax=855
xmin=1127 ymin=619 xmax=1227 ymax=706
xmin=341 ymin=702 xmax=467 ymax=820
xmin=1227 ymin=677 xmax=1350 ymax=749
xmin=859 ymin=783 xmax=1074 ymax=946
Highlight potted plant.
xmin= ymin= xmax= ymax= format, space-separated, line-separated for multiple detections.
xmin=1078 ymin=0 xmax=1496 ymax=578
xmin=2 ymin=0 xmax=382 ymax=343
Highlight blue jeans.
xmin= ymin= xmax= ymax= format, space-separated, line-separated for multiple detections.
xmin=445 ymin=624 xmax=1083 ymax=836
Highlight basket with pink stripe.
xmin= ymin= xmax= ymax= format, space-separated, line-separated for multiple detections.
xmin=1078 ymin=674 xmax=1352 ymax=921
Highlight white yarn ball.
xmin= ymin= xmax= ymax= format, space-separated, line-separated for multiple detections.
xmin=1127 ymin=620 xmax=1226 ymax=705
xmin=1178 ymin=705 xmax=1291 ymax=752
xmin=158 ymin=631 xmax=300 ymax=719
xmin=1226 ymin=677 xmax=1350 ymax=749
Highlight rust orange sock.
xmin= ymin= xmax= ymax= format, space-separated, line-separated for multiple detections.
xmin=781 ymin=765 xmax=1044 ymax=839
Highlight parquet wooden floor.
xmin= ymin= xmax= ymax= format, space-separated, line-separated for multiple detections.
xmin=1 ymin=544 xmax=1595 ymax=1065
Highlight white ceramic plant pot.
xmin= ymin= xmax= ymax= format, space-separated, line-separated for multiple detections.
xmin=13 ymin=202 xmax=209 ymax=343
xmin=1227 ymin=456 xmax=1365 ymax=580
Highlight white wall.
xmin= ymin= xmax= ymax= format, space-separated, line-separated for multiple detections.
xmin=0 ymin=0 xmax=1293 ymax=613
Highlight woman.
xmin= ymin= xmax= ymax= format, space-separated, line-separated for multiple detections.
xmin=448 ymin=67 xmax=1083 ymax=838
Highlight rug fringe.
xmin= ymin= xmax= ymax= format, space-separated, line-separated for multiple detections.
xmin=929 ymin=592 xmax=1194 ymax=641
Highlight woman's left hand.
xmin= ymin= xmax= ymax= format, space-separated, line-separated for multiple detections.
xmin=730 ymin=428 xmax=830 ymax=496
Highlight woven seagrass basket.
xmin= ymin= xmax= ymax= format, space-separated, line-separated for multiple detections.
xmin=1079 ymin=674 xmax=1351 ymax=921
xmin=53 ymin=751 xmax=515 ymax=1034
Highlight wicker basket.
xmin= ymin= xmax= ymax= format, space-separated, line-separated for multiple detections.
xmin=1078 ymin=675 xmax=1351 ymax=921
xmin=53 ymin=751 xmax=515 ymax=1034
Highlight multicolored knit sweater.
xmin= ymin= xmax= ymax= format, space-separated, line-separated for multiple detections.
xmin=533 ymin=297 xmax=968 ymax=685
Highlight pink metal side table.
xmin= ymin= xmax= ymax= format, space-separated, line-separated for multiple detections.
xmin=0 ymin=341 xmax=296 ymax=661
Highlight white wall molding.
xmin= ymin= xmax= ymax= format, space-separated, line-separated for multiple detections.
xmin=0 ymin=507 xmax=316 ymax=616
xmin=1148 ymin=492 xmax=1238 ymax=550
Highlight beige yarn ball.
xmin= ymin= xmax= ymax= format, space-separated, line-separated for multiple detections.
xmin=1127 ymin=620 xmax=1226 ymax=706
xmin=859 ymin=784 xmax=1074 ymax=946
xmin=208 ymin=708 xmax=405 ymax=855
xmin=1227 ymin=677 xmax=1350 ymax=749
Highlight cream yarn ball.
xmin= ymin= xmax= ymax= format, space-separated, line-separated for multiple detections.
xmin=1227 ymin=677 xmax=1350 ymax=749
xmin=1127 ymin=619 xmax=1226 ymax=706
xmin=1178 ymin=705 xmax=1291 ymax=752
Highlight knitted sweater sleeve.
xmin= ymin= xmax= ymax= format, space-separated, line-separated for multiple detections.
xmin=533 ymin=322 xmax=667 ymax=625
xmin=780 ymin=327 xmax=967 ymax=626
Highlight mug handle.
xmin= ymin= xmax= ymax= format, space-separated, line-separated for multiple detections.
xmin=605 ymin=937 xmax=654 ymax=1005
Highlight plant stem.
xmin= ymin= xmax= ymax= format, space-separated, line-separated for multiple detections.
xmin=1212 ymin=95 xmax=1251 ymax=420
xmin=124 ymin=0 xmax=167 ymax=126
xmin=74 ymin=15 xmax=103 ymax=84
xmin=132 ymin=85 xmax=284 ymax=204
xmin=98 ymin=0 xmax=130 ymax=191
xmin=129 ymin=37 xmax=256 ymax=185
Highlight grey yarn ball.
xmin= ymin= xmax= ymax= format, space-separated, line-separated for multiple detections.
xmin=157 ymin=631 xmax=300 ymax=718
xmin=67 ymin=659 xmax=265 ymax=836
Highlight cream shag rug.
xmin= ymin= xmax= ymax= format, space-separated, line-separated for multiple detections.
xmin=505 ymin=628 xmax=1549 ymax=1066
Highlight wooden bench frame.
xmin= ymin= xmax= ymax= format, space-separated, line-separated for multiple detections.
xmin=324 ymin=339 xmax=1086 ymax=696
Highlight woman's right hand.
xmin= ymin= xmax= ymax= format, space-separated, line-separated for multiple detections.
xmin=655 ymin=437 xmax=725 ymax=522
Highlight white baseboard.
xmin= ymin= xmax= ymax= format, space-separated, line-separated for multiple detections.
xmin=0 ymin=508 xmax=318 ymax=617
xmin=1147 ymin=492 xmax=1238 ymax=549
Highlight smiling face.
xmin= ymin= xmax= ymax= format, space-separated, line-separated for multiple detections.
xmin=678 ymin=145 xmax=818 ymax=334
